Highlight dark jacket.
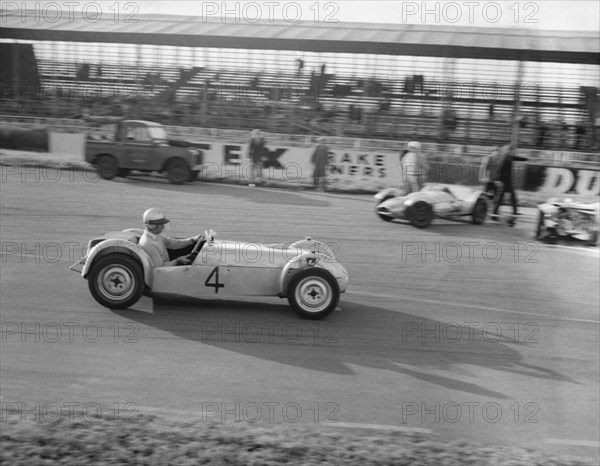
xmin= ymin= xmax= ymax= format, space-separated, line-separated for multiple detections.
xmin=499 ymin=154 xmax=527 ymax=184
xmin=311 ymin=144 xmax=329 ymax=177
xmin=249 ymin=138 xmax=266 ymax=164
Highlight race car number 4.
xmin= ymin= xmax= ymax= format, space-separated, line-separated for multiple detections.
xmin=205 ymin=266 xmax=224 ymax=293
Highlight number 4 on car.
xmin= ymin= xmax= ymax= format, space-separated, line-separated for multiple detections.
xmin=70 ymin=231 xmax=349 ymax=320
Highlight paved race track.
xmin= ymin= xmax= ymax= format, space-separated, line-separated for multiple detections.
xmin=1 ymin=171 xmax=598 ymax=460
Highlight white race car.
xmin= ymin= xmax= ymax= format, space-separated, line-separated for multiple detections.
xmin=70 ymin=230 xmax=348 ymax=319
xmin=375 ymin=183 xmax=489 ymax=228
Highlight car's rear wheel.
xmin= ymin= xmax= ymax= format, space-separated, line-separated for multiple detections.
xmin=88 ymin=255 xmax=144 ymax=309
xmin=407 ymin=201 xmax=433 ymax=228
xmin=287 ymin=269 xmax=339 ymax=320
xmin=471 ymin=197 xmax=488 ymax=224
xmin=167 ymin=159 xmax=191 ymax=185
xmin=97 ymin=155 xmax=118 ymax=180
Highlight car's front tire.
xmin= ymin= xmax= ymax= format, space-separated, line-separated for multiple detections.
xmin=88 ymin=255 xmax=144 ymax=309
xmin=471 ymin=197 xmax=488 ymax=224
xmin=287 ymin=269 xmax=339 ymax=320
xmin=407 ymin=201 xmax=433 ymax=228
xmin=167 ymin=159 xmax=191 ymax=185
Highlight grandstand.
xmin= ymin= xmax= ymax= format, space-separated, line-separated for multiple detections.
xmin=1 ymin=11 xmax=599 ymax=151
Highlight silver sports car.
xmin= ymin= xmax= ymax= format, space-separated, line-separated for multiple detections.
xmin=70 ymin=230 xmax=348 ymax=320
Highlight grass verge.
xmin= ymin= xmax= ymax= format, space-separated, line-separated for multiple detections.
xmin=1 ymin=413 xmax=596 ymax=465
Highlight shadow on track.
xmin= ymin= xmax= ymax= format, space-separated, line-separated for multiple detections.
xmin=112 ymin=296 xmax=576 ymax=399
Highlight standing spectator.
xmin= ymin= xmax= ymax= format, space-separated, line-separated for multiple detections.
xmin=491 ymin=144 xmax=528 ymax=221
xmin=402 ymin=141 xmax=426 ymax=193
xmin=247 ymin=129 xmax=266 ymax=185
xmin=479 ymin=146 xmax=502 ymax=199
xmin=311 ymin=136 xmax=330 ymax=191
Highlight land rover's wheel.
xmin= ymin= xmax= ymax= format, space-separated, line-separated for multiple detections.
xmin=97 ymin=155 xmax=118 ymax=180
xmin=407 ymin=201 xmax=433 ymax=228
xmin=167 ymin=159 xmax=191 ymax=185
xmin=287 ymin=269 xmax=339 ymax=320
xmin=471 ymin=197 xmax=488 ymax=224
xmin=88 ymin=255 xmax=144 ymax=309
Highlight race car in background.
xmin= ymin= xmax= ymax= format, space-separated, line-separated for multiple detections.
xmin=536 ymin=199 xmax=599 ymax=245
xmin=374 ymin=183 xmax=489 ymax=228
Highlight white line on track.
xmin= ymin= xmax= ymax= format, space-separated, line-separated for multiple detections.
xmin=543 ymin=438 xmax=600 ymax=448
xmin=347 ymin=290 xmax=600 ymax=324
xmin=321 ymin=421 xmax=433 ymax=434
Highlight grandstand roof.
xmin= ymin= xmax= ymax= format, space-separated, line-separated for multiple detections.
xmin=2 ymin=12 xmax=599 ymax=64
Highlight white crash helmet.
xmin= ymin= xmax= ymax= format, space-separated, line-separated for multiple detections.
xmin=407 ymin=141 xmax=421 ymax=151
xmin=143 ymin=208 xmax=170 ymax=226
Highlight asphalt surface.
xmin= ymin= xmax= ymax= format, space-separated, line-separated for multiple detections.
xmin=1 ymin=172 xmax=598 ymax=461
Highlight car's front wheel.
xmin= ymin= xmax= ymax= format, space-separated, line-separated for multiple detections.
xmin=287 ymin=269 xmax=339 ymax=320
xmin=407 ymin=201 xmax=433 ymax=228
xmin=471 ymin=197 xmax=488 ymax=224
xmin=88 ymin=255 xmax=144 ymax=309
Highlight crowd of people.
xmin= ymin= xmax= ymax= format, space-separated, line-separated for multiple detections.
xmin=3 ymin=82 xmax=598 ymax=151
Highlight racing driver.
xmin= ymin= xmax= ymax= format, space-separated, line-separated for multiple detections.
xmin=139 ymin=208 xmax=203 ymax=267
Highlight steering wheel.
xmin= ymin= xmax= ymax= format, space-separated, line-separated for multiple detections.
xmin=188 ymin=230 xmax=216 ymax=261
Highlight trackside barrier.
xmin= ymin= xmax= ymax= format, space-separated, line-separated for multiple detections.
xmin=1 ymin=118 xmax=598 ymax=195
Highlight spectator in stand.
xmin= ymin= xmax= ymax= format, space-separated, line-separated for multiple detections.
xmin=349 ymin=104 xmax=362 ymax=123
xmin=535 ymin=120 xmax=548 ymax=148
xmin=440 ymin=107 xmax=458 ymax=142
xmin=574 ymin=120 xmax=587 ymax=150
xmin=491 ymin=144 xmax=528 ymax=221
xmin=311 ymin=136 xmax=330 ymax=191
